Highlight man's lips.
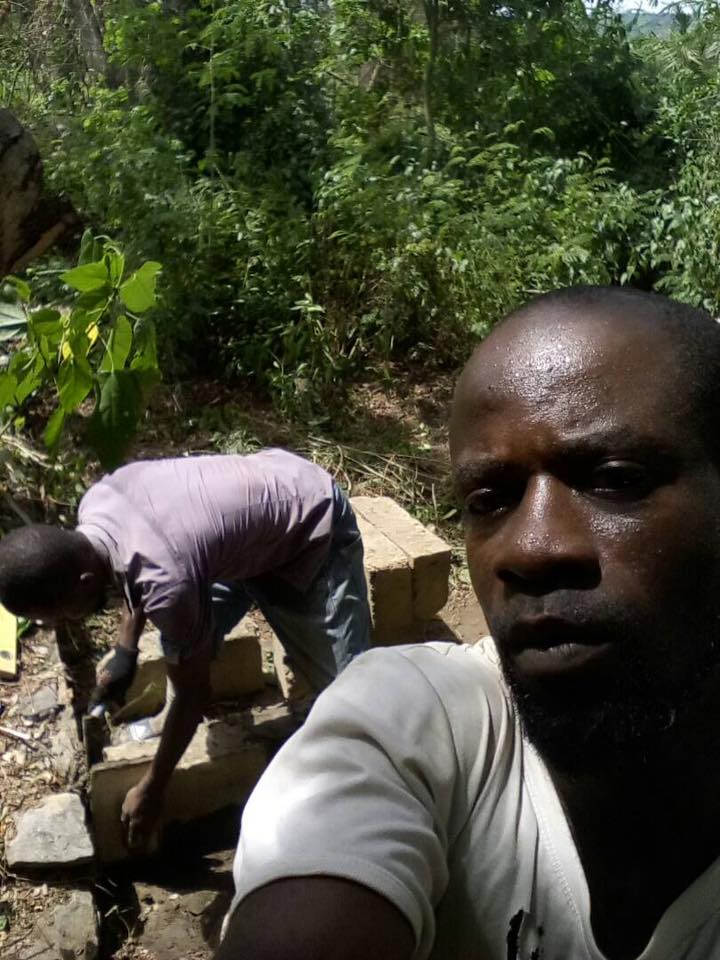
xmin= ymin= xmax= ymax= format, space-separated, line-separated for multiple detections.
xmin=505 ymin=616 xmax=614 ymax=677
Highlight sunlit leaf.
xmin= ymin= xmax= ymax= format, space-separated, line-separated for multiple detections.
xmin=100 ymin=315 xmax=133 ymax=372
xmin=61 ymin=261 xmax=110 ymax=293
xmin=119 ymin=262 xmax=162 ymax=313
xmin=58 ymin=359 xmax=94 ymax=412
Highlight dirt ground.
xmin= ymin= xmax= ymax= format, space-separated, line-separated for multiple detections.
xmin=0 ymin=371 xmax=489 ymax=959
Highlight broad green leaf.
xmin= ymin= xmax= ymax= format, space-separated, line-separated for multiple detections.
xmin=57 ymin=359 xmax=94 ymax=412
xmin=14 ymin=353 xmax=46 ymax=405
xmin=64 ymin=306 xmax=104 ymax=360
xmin=100 ymin=315 xmax=132 ymax=372
xmin=75 ymin=288 xmax=112 ymax=312
xmin=107 ymin=250 xmax=126 ymax=288
xmin=29 ymin=308 xmax=62 ymax=340
xmin=87 ymin=370 xmax=142 ymax=468
xmin=119 ymin=262 xmax=162 ymax=313
xmin=8 ymin=349 xmax=31 ymax=377
xmin=0 ymin=373 xmax=18 ymax=409
xmin=130 ymin=318 xmax=158 ymax=370
xmin=61 ymin=261 xmax=110 ymax=293
xmin=78 ymin=229 xmax=103 ymax=266
xmin=43 ymin=406 xmax=66 ymax=451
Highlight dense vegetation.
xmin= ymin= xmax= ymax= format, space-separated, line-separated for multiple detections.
xmin=2 ymin=0 xmax=720 ymax=428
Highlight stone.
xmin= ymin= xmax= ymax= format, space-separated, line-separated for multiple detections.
xmin=352 ymin=496 xmax=452 ymax=619
xmin=19 ymin=683 xmax=59 ymax=721
xmin=91 ymin=713 xmax=269 ymax=863
xmin=117 ymin=621 xmax=264 ymax=721
xmin=6 ymin=793 xmax=94 ymax=870
xmin=354 ymin=514 xmax=414 ymax=641
xmin=18 ymin=939 xmax=55 ymax=960
xmin=36 ymin=890 xmax=99 ymax=960
xmin=50 ymin=708 xmax=83 ymax=783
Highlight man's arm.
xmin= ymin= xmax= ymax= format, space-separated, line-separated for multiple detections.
xmin=216 ymin=877 xmax=415 ymax=960
xmin=91 ymin=605 xmax=147 ymax=710
xmin=121 ymin=648 xmax=211 ymax=848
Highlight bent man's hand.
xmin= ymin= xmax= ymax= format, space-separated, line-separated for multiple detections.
xmin=89 ymin=644 xmax=139 ymax=710
xmin=121 ymin=781 xmax=163 ymax=851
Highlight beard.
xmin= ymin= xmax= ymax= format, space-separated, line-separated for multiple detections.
xmin=493 ymin=604 xmax=720 ymax=775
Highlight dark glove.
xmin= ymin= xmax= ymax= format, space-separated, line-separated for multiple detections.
xmin=89 ymin=645 xmax=139 ymax=711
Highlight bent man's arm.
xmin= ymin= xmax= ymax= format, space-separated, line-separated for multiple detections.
xmin=122 ymin=648 xmax=211 ymax=847
xmin=216 ymin=877 xmax=415 ymax=960
xmin=91 ymin=605 xmax=147 ymax=709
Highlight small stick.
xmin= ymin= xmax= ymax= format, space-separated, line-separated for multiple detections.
xmin=0 ymin=724 xmax=38 ymax=750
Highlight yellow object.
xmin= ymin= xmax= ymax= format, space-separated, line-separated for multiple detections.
xmin=0 ymin=605 xmax=17 ymax=680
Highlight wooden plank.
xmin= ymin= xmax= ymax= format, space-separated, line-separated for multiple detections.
xmin=0 ymin=604 xmax=17 ymax=679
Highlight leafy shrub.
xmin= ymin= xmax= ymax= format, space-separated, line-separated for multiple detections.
xmin=0 ymin=234 xmax=162 ymax=468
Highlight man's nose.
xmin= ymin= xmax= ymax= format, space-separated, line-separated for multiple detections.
xmin=494 ymin=475 xmax=599 ymax=593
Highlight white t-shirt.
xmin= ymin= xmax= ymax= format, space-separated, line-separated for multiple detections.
xmin=231 ymin=642 xmax=720 ymax=960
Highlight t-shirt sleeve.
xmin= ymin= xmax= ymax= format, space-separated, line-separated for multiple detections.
xmin=142 ymin=578 xmax=212 ymax=663
xmin=230 ymin=647 xmax=462 ymax=960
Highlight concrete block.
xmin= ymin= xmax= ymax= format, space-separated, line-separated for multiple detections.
xmin=119 ymin=619 xmax=264 ymax=720
xmin=352 ymin=496 xmax=452 ymax=619
xmin=212 ymin=620 xmax=265 ymax=701
xmin=91 ymin=714 xmax=268 ymax=863
xmin=354 ymin=514 xmax=414 ymax=640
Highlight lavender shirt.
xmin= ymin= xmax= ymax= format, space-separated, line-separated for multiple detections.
xmin=77 ymin=449 xmax=336 ymax=661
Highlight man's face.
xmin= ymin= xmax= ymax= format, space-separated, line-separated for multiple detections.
xmin=13 ymin=581 xmax=107 ymax=627
xmin=450 ymin=308 xmax=720 ymax=770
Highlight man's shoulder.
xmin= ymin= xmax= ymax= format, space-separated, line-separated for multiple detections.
xmin=314 ymin=639 xmax=515 ymax=760
xmin=350 ymin=638 xmax=505 ymax=694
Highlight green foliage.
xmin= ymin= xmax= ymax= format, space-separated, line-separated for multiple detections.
xmin=8 ymin=0 xmax=720 ymax=417
xmin=0 ymin=234 xmax=162 ymax=468
xmin=625 ymin=2 xmax=720 ymax=313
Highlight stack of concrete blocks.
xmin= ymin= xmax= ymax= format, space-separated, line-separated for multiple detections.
xmin=90 ymin=497 xmax=452 ymax=862
xmin=351 ymin=496 xmax=452 ymax=645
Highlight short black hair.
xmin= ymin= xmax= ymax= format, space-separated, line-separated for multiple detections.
xmin=502 ymin=284 xmax=720 ymax=464
xmin=0 ymin=524 xmax=90 ymax=613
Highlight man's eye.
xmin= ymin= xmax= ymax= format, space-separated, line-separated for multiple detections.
xmin=588 ymin=461 xmax=649 ymax=497
xmin=464 ymin=488 xmax=511 ymax=517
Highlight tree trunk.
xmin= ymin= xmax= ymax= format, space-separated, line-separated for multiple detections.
xmin=422 ymin=0 xmax=439 ymax=166
xmin=0 ymin=110 xmax=79 ymax=278
xmin=69 ymin=0 xmax=108 ymax=76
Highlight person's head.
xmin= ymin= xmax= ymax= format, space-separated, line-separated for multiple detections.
xmin=0 ymin=524 xmax=109 ymax=624
xmin=450 ymin=285 xmax=720 ymax=772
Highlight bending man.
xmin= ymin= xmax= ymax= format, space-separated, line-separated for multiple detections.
xmin=0 ymin=448 xmax=370 ymax=847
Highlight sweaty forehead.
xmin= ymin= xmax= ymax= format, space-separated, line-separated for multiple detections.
xmin=450 ymin=307 xmax=686 ymax=459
